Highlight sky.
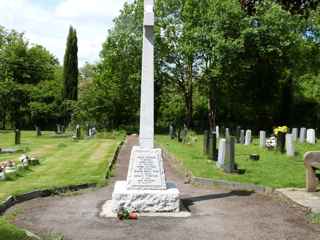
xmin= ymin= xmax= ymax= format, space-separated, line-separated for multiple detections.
xmin=0 ymin=0 xmax=134 ymax=66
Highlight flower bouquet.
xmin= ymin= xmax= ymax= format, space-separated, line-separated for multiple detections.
xmin=273 ymin=126 xmax=289 ymax=153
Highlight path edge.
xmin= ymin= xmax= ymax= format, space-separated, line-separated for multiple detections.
xmin=0 ymin=139 xmax=124 ymax=216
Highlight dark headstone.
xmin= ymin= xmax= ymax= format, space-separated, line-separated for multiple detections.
xmin=35 ymin=126 xmax=41 ymax=136
xmin=210 ymin=132 xmax=217 ymax=161
xmin=236 ymin=126 xmax=241 ymax=143
xmin=15 ymin=129 xmax=21 ymax=145
xmin=169 ymin=125 xmax=175 ymax=139
xmin=277 ymin=133 xmax=286 ymax=153
xmin=203 ymin=130 xmax=209 ymax=155
xmin=223 ymin=137 xmax=237 ymax=173
xmin=76 ymin=125 xmax=81 ymax=139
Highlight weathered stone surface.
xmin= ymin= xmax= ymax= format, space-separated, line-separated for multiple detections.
xmin=216 ymin=126 xmax=220 ymax=139
xmin=223 ymin=137 xmax=236 ymax=173
xmin=259 ymin=131 xmax=266 ymax=148
xmin=286 ymin=134 xmax=295 ymax=157
xmin=304 ymin=151 xmax=320 ymax=192
xmin=127 ymin=147 xmax=166 ymax=190
xmin=292 ymin=128 xmax=298 ymax=141
xmin=217 ymin=138 xmax=226 ymax=168
xmin=112 ymin=181 xmax=180 ymax=213
xmin=306 ymin=129 xmax=316 ymax=144
xmin=240 ymin=130 xmax=245 ymax=144
xmin=245 ymin=130 xmax=252 ymax=145
xmin=299 ymin=127 xmax=306 ymax=143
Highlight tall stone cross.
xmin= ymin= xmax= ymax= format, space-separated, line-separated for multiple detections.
xmin=111 ymin=0 xmax=180 ymax=213
xmin=139 ymin=0 xmax=155 ymax=149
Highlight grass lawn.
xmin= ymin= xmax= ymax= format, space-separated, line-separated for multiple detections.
xmin=157 ymin=134 xmax=320 ymax=189
xmin=0 ymin=130 xmax=122 ymax=240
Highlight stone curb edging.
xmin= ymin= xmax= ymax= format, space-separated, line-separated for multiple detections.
xmin=161 ymin=146 xmax=274 ymax=195
xmin=106 ymin=140 xmax=124 ymax=178
xmin=190 ymin=177 xmax=274 ymax=195
xmin=0 ymin=139 xmax=125 ymax=216
xmin=0 ymin=183 xmax=97 ymax=216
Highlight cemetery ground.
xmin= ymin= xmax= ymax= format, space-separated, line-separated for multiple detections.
xmin=157 ymin=135 xmax=320 ymax=188
xmin=2 ymin=135 xmax=320 ymax=240
xmin=0 ymin=130 xmax=122 ymax=240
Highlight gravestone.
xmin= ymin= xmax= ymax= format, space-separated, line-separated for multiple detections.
xmin=259 ymin=131 xmax=266 ymax=148
xmin=208 ymin=132 xmax=213 ymax=157
xmin=35 ymin=126 xmax=41 ymax=136
xmin=292 ymin=128 xmax=298 ymax=141
xmin=216 ymin=138 xmax=226 ymax=168
xmin=245 ymin=130 xmax=252 ymax=145
xmin=15 ymin=129 xmax=21 ymax=145
xmin=223 ymin=137 xmax=236 ymax=173
xmin=56 ymin=124 xmax=62 ymax=134
xmin=76 ymin=125 xmax=81 ymax=139
xmin=240 ymin=130 xmax=245 ymax=144
xmin=225 ymin=128 xmax=230 ymax=139
xmin=299 ymin=127 xmax=306 ymax=143
xmin=169 ymin=125 xmax=175 ymax=139
xmin=181 ymin=125 xmax=188 ymax=144
xmin=112 ymin=0 xmax=180 ymax=214
xmin=286 ymin=134 xmax=295 ymax=157
xmin=203 ymin=130 xmax=209 ymax=155
xmin=306 ymin=129 xmax=316 ymax=144
xmin=209 ymin=132 xmax=217 ymax=161
xmin=236 ymin=126 xmax=241 ymax=143
xmin=216 ymin=126 xmax=220 ymax=139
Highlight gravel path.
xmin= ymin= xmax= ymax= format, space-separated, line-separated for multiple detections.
xmin=6 ymin=135 xmax=320 ymax=240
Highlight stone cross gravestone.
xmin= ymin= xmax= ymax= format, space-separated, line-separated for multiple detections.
xmin=112 ymin=0 xmax=180 ymax=213
xmin=299 ymin=127 xmax=306 ymax=143
xmin=245 ymin=130 xmax=252 ymax=145
xmin=259 ymin=131 xmax=266 ymax=148
xmin=306 ymin=129 xmax=316 ymax=144
xmin=286 ymin=134 xmax=295 ymax=157
xmin=292 ymin=128 xmax=298 ymax=141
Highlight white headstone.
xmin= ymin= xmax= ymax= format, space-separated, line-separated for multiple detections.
xmin=225 ymin=128 xmax=230 ymax=138
xmin=259 ymin=131 xmax=266 ymax=148
xmin=245 ymin=130 xmax=252 ymax=145
xmin=299 ymin=127 xmax=306 ymax=143
xmin=216 ymin=126 xmax=220 ymax=139
xmin=307 ymin=129 xmax=316 ymax=144
xmin=286 ymin=134 xmax=295 ymax=157
xmin=292 ymin=128 xmax=298 ymax=141
xmin=216 ymin=138 xmax=226 ymax=168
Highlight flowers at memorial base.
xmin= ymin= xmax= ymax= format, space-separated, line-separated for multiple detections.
xmin=117 ymin=207 xmax=138 ymax=220
xmin=273 ymin=126 xmax=289 ymax=136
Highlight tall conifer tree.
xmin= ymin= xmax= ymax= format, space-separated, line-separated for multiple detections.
xmin=63 ymin=26 xmax=78 ymax=101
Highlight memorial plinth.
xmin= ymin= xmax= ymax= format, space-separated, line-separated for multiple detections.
xmin=111 ymin=0 xmax=180 ymax=213
xmin=112 ymin=147 xmax=180 ymax=213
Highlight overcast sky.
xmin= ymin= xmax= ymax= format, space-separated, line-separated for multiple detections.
xmin=0 ymin=0 xmax=134 ymax=66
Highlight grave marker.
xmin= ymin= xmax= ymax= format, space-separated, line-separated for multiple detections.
xmin=286 ymin=134 xmax=295 ymax=157
xmin=299 ymin=127 xmax=306 ymax=143
xmin=245 ymin=130 xmax=252 ymax=145
xmin=306 ymin=129 xmax=316 ymax=144
xmin=259 ymin=131 xmax=266 ymax=148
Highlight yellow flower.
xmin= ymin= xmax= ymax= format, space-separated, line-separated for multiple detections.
xmin=273 ymin=126 xmax=288 ymax=136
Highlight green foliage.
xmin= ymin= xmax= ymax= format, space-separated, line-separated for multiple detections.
xmin=63 ymin=26 xmax=78 ymax=101
xmin=75 ymin=0 xmax=320 ymax=131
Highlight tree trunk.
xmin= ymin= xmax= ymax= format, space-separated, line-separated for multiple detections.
xmin=184 ymin=62 xmax=193 ymax=128
xmin=208 ymin=76 xmax=217 ymax=132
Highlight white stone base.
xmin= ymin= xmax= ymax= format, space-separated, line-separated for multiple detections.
xmin=112 ymin=181 xmax=180 ymax=213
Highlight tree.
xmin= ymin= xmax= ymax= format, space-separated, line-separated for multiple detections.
xmin=63 ymin=26 xmax=79 ymax=101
